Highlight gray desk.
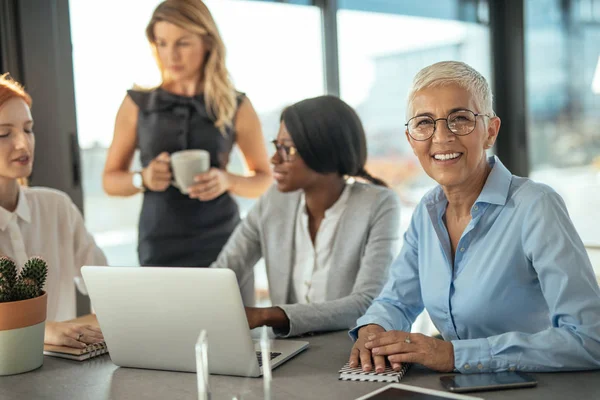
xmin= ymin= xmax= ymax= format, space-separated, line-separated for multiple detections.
xmin=2 ymin=331 xmax=599 ymax=400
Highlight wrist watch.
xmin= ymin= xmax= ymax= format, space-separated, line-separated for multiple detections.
xmin=132 ymin=171 xmax=145 ymax=192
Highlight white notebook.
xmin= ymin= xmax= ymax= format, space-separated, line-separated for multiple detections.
xmin=44 ymin=342 xmax=108 ymax=361
xmin=339 ymin=362 xmax=411 ymax=383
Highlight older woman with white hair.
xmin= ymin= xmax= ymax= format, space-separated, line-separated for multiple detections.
xmin=348 ymin=61 xmax=600 ymax=374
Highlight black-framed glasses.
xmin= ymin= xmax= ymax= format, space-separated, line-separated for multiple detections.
xmin=405 ymin=109 xmax=492 ymax=141
xmin=271 ymin=140 xmax=297 ymax=162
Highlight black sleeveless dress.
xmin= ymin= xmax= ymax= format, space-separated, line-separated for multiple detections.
xmin=128 ymin=87 xmax=242 ymax=267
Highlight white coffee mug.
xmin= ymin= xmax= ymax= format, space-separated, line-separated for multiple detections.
xmin=170 ymin=149 xmax=211 ymax=194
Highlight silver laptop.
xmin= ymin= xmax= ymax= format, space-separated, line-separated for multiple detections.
xmin=81 ymin=266 xmax=308 ymax=377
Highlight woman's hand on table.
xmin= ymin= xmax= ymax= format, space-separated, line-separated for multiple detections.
xmin=349 ymin=324 xmax=387 ymax=372
xmin=364 ymin=330 xmax=455 ymax=372
xmin=45 ymin=321 xmax=104 ymax=349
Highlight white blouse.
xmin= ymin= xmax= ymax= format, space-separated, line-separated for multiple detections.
xmin=290 ymin=182 xmax=352 ymax=304
xmin=0 ymin=186 xmax=107 ymax=322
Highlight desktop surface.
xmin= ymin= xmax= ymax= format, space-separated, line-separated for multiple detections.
xmin=2 ymin=330 xmax=600 ymax=400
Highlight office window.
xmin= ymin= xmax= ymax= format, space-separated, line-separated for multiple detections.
xmin=337 ymin=3 xmax=492 ymax=233
xmin=252 ymin=0 xmax=312 ymax=4
xmin=525 ymin=0 xmax=600 ymax=248
xmin=337 ymin=1 xmax=490 ymax=335
xmin=69 ymin=0 xmax=324 ymax=296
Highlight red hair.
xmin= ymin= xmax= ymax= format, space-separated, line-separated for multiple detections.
xmin=0 ymin=73 xmax=32 ymax=186
xmin=0 ymin=73 xmax=32 ymax=109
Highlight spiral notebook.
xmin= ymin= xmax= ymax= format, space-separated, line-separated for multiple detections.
xmin=44 ymin=342 xmax=108 ymax=361
xmin=43 ymin=314 xmax=109 ymax=361
xmin=339 ymin=362 xmax=411 ymax=383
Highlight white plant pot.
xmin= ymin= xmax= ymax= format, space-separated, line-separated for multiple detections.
xmin=0 ymin=292 xmax=47 ymax=375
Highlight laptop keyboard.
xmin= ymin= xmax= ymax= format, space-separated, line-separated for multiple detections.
xmin=256 ymin=351 xmax=282 ymax=367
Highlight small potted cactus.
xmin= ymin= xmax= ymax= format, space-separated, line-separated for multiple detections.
xmin=0 ymin=256 xmax=48 ymax=375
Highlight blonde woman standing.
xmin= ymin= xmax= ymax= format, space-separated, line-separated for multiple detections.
xmin=103 ymin=0 xmax=272 ymax=267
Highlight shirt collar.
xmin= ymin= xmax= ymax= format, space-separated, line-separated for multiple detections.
xmin=475 ymin=156 xmax=512 ymax=206
xmin=0 ymin=186 xmax=31 ymax=231
xmin=424 ymin=155 xmax=513 ymax=207
xmin=299 ymin=180 xmax=353 ymax=218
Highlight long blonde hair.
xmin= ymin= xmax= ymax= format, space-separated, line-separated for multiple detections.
xmin=146 ymin=0 xmax=237 ymax=133
xmin=0 ymin=73 xmax=31 ymax=187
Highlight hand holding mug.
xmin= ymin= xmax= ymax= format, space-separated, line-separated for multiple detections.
xmin=187 ymin=168 xmax=231 ymax=201
xmin=170 ymin=150 xmax=211 ymax=195
xmin=142 ymin=152 xmax=172 ymax=192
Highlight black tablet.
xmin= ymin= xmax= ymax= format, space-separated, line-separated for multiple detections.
xmin=440 ymin=372 xmax=537 ymax=393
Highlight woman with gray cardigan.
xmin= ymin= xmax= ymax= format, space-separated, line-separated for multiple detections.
xmin=211 ymin=95 xmax=401 ymax=337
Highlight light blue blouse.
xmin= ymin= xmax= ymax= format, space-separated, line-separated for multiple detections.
xmin=351 ymin=156 xmax=600 ymax=373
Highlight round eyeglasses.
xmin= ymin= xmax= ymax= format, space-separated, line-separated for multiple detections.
xmin=405 ymin=110 xmax=492 ymax=141
xmin=271 ymin=140 xmax=297 ymax=162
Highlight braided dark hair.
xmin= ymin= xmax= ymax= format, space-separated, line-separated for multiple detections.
xmin=281 ymin=95 xmax=387 ymax=187
xmin=356 ymin=168 xmax=388 ymax=187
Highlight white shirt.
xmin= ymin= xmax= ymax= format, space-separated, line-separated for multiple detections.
xmin=291 ymin=182 xmax=352 ymax=304
xmin=0 ymin=186 xmax=107 ymax=322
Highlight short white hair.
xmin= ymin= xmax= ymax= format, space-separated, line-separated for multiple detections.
xmin=406 ymin=61 xmax=494 ymax=117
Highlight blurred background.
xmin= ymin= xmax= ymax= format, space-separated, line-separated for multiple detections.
xmin=1 ymin=0 xmax=599 ymax=306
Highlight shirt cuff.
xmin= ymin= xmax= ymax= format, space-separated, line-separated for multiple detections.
xmin=272 ymin=304 xmax=294 ymax=338
xmin=348 ymin=315 xmax=395 ymax=341
xmin=452 ymin=338 xmax=495 ymax=373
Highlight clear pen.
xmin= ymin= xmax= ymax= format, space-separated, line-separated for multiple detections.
xmin=260 ymin=325 xmax=272 ymax=400
xmin=195 ymin=330 xmax=211 ymax=400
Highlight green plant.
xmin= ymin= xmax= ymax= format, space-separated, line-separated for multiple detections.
xmin=0 ymin=257 xmax=18 ymax=302
xmin=0 ymin=256 xmax=48 ymax=303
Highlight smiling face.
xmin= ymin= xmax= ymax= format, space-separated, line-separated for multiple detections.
xmin=153 ymin=21 xmax=208 ymax=83
xmin=405 ymin=84 xmax=500 ymax=190
xmin=0 ymin=97 xmax=35 ymax=182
